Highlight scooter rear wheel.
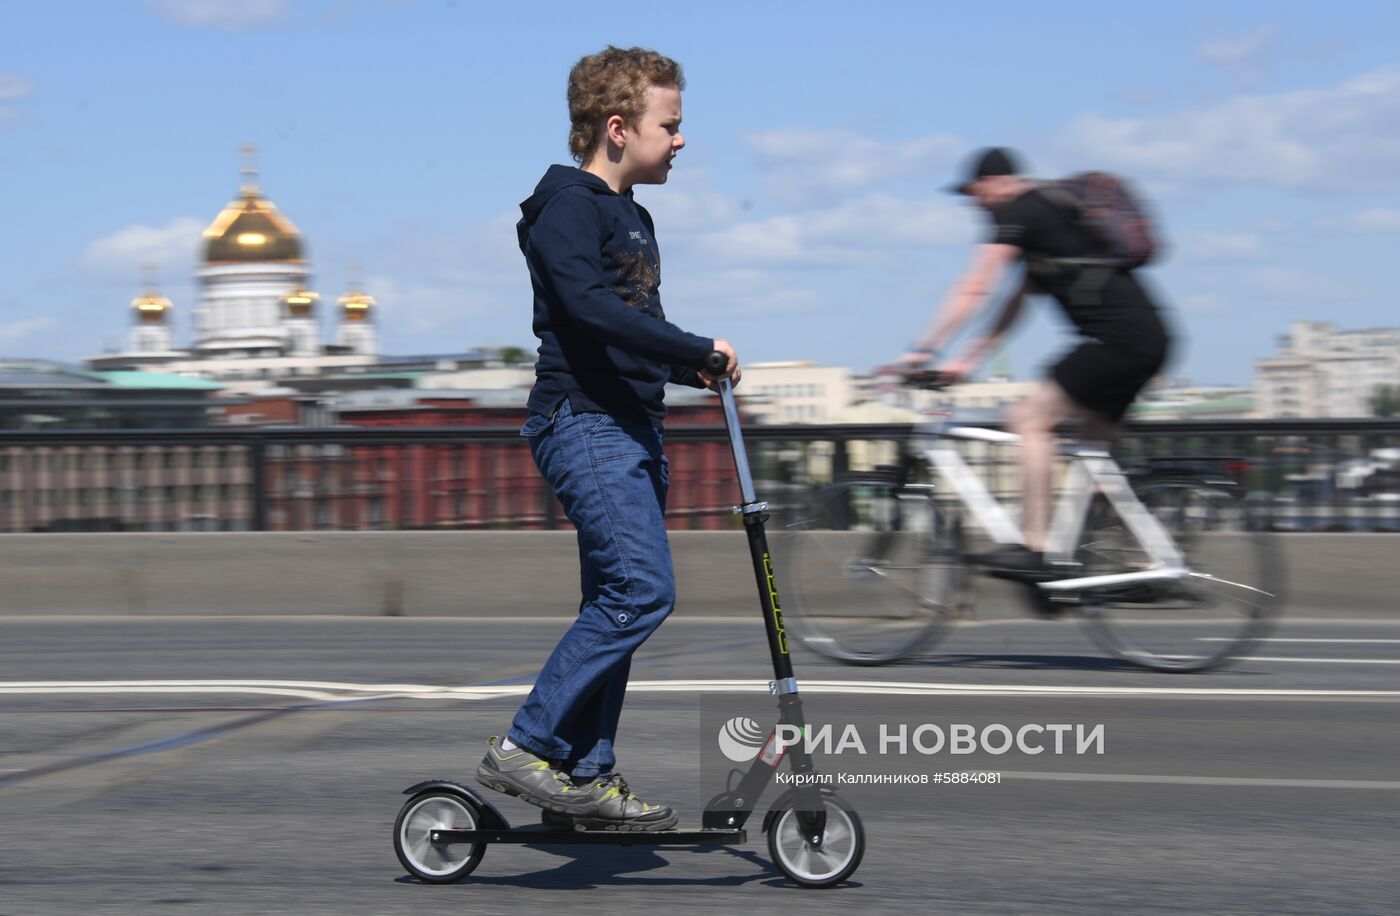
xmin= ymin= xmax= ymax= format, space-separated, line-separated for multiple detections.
xmin=394 ymin=790 xmax=487 ymax=883
xmin=767 ymin=794 xmax=865 ymax=888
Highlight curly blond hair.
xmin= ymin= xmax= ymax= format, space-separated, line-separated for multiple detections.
xmin=567 ymin=46 xmax=685 ymax=164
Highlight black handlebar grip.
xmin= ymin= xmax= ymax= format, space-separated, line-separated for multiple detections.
xmin=704 ymin=351 xmax=729 ymax=375
xmin=905 ymin=369 xmax=954 ymax=390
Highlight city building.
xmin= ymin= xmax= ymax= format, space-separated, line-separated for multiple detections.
xmin=1130 ymin=383 xmax=1256 ymax=421
xmin=740 ymin=361 xmax=854 ymax=424
xmin=0 ymin=360 xmax=242 ymax=531
xmin=243 ymin=385 xmax=736 ymax=531
xmin=1254 ymin=321 xmax=1400 ymax=418
xmin=0 ymin=358 xmax=223 ymax=430
xmin=855 ymin=371 xmax=1036 ymax=422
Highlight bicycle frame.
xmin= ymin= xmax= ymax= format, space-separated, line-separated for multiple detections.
xmin=919 ymin=422 xmax=1187 ymax=594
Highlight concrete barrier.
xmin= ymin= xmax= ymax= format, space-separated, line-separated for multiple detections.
xmin=0 ymin=532 xmax=1394 ymax=617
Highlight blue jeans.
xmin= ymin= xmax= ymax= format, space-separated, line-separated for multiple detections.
xmin=507 ymin=400 xmax=674 ymax=779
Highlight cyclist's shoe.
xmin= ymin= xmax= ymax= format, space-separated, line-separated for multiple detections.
xmin=475 ymin=737 xmax=592 ymax=815
xmin=540 ymin=773 xmax=679 ymax=832
xmin=975 ymin=545 xmax=1057 ymax=583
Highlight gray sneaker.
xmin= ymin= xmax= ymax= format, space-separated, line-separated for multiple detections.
xmin=475 ymin=737 xmax=592 ymax=814
xmin=542 ymin=773 xmax=679 ymax=832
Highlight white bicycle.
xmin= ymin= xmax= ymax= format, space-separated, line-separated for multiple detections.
xmin=782 ymin=372 xmax=1283 ymax=672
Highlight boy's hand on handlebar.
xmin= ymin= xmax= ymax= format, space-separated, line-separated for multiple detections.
xmin=700 ymin=339 xmax=741 ymax=391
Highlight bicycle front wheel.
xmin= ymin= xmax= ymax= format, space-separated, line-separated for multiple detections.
xmin=1080 ymin=479 xmax=1283 ymax=672
xmin=778 ymin=478 xmax=968 ymax=665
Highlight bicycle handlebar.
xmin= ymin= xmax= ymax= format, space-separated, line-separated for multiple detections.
xmin=902 ymin=369 xmax=957 ymax=391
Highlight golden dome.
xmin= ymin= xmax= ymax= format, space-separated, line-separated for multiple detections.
xmin=339 ymin=289 xmax=375 ymax=322
xmin=203 ymin=184 xmax=304 ymax=263
xmin=131 ymin=291 xmax=172 ymax=324
xmin=284 ymin=289 xmax=318 ymax=318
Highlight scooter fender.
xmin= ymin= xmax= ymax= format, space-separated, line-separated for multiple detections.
xmin=402 ymin=780 xmax=512 ymax=830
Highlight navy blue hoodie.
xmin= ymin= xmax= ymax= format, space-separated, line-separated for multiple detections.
xmin=518 ymin=165 xmax=713 ymax=422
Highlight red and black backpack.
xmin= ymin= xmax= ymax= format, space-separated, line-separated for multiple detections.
xmin=1038 ymin=171 xmax=1162 ymax=269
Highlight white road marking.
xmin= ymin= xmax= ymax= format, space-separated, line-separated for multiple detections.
xmin=4 ymin=678 xmax=1400 ymax=701
xmin=0 ymin=684 xmax=348 ymax=701
xmin=2 ymin=615 xmax=1397 ymax=627
xmin=998 ymin=770 xmax=1400 ymax=791
xmin=1245 ymin=657 xmax=1400 ymax=665
xmin=0 ymin=616 xmax=598 ymax=627
xmin=1199 ymin=638 xmax=1400 ymax=644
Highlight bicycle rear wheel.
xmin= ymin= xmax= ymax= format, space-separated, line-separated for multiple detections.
xmin=779 ymin=478 xmax=968 ymax=665
xmin=1079 ymin=478 xmax=1282 ymax=672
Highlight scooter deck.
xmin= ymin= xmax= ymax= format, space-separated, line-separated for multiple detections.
xmin=431 ymin=827 xmax=746 ymax=846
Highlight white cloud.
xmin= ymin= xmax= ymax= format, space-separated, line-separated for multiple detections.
xmin=336 ymin=208 xmax=538 ymax=346
xmin=0 ymin=74 xmax=30 ymax=102
xmin=639 ymin=169 xmax=747 ymax=232
xmin=80 ymin=218 xmax=206 ymax=278
xmin=146 ymin=0 xmax=290 ymax=30
xmin=0 ymin=317 xmax=56 ymax=345
xmin=1178 ymin=293 xmax=1228 ymax=313
xmin=1199 ymin=25 xmax=1279 ymax=67
xmin=744 ymin=128 xmax=963 ymax=203
xmin=1198 ymin=23 xmax=1276 ymax=80
xmin=1056 ymin=67 xmax=1400 ymax=192
xmin=1247 ymin=267 xmax=1355 ymax=301
xmin=1177 ymin=231 xmax=1267 ymax=263
xmin=365 ymin=232 xmax=529 ymax=339
xmin=662 ymin=267 xmax=825 ymax=320
xmin=0 ymin=73 xmax=32 ymax=129
xmin=368 ymin=273 xmax=506 ymax=336
xmin=1322 ymin=208 xmax=1400 ymax=234
xmin=1198 ymin=24 xmax=1279 ymax=88
xmin=693 ymin=194 xmax=972 ymax=268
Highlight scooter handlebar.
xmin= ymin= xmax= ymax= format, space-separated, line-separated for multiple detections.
xmin=704 ymin=350 xmax=730 ymax=376
xmin=708 ymin=350 xmax=756 ymax=505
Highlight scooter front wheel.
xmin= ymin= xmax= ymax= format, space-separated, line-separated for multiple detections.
xmin=767 ymin=793 xmax=865 ymax=888
xmin=394 ymin=790 xmax=487 ymax=883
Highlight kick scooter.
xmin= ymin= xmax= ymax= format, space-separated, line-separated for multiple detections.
xmin=392 ymin=352 xmax=866 ymax=888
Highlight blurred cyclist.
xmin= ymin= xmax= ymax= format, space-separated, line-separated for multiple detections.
xmin=899 ymin=147 xmax=1173 ymax=579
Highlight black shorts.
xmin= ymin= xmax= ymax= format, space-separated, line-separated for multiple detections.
xmin=1051 ymin=334 xmax=1169 ymax=424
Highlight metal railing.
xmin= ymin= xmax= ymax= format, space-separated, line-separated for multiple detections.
xmin=1 ymin=418 xmax=1398 ymax=533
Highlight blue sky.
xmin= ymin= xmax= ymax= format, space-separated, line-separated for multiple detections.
xmin=2 ymin=0 xmax=1398 ymax=385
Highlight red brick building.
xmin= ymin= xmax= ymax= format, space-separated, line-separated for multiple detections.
xmin=240 ymin=388 xmax=739 ymax=531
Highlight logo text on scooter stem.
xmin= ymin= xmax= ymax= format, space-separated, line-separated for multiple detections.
xmin=717 ymin=716 xmax=766 ymax=762
xmin=761 ymin=552 xmax=789 ymax=654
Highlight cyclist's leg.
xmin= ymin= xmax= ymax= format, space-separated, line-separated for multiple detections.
xmin=1039 ymin=330 xmax=1168 ymax=541
xmin=1079 ymin=411 xmax=1120 ymax=444
xmin=1005 ymin=380 xmax=1080 ymax=551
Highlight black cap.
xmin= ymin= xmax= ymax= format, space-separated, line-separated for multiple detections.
xmin=948 ymin=147 xmax=1023 ymax=195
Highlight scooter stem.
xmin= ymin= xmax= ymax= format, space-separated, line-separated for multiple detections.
xmin=715 ymin=375 xmax=760 ymax=509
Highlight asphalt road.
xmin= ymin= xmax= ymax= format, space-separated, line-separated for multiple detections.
xmin=2 ymin=609 xmax=1398 ymax=915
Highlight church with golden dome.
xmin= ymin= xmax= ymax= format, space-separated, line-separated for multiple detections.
xmin=87 ymin=150 xmax=382 ymax=391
